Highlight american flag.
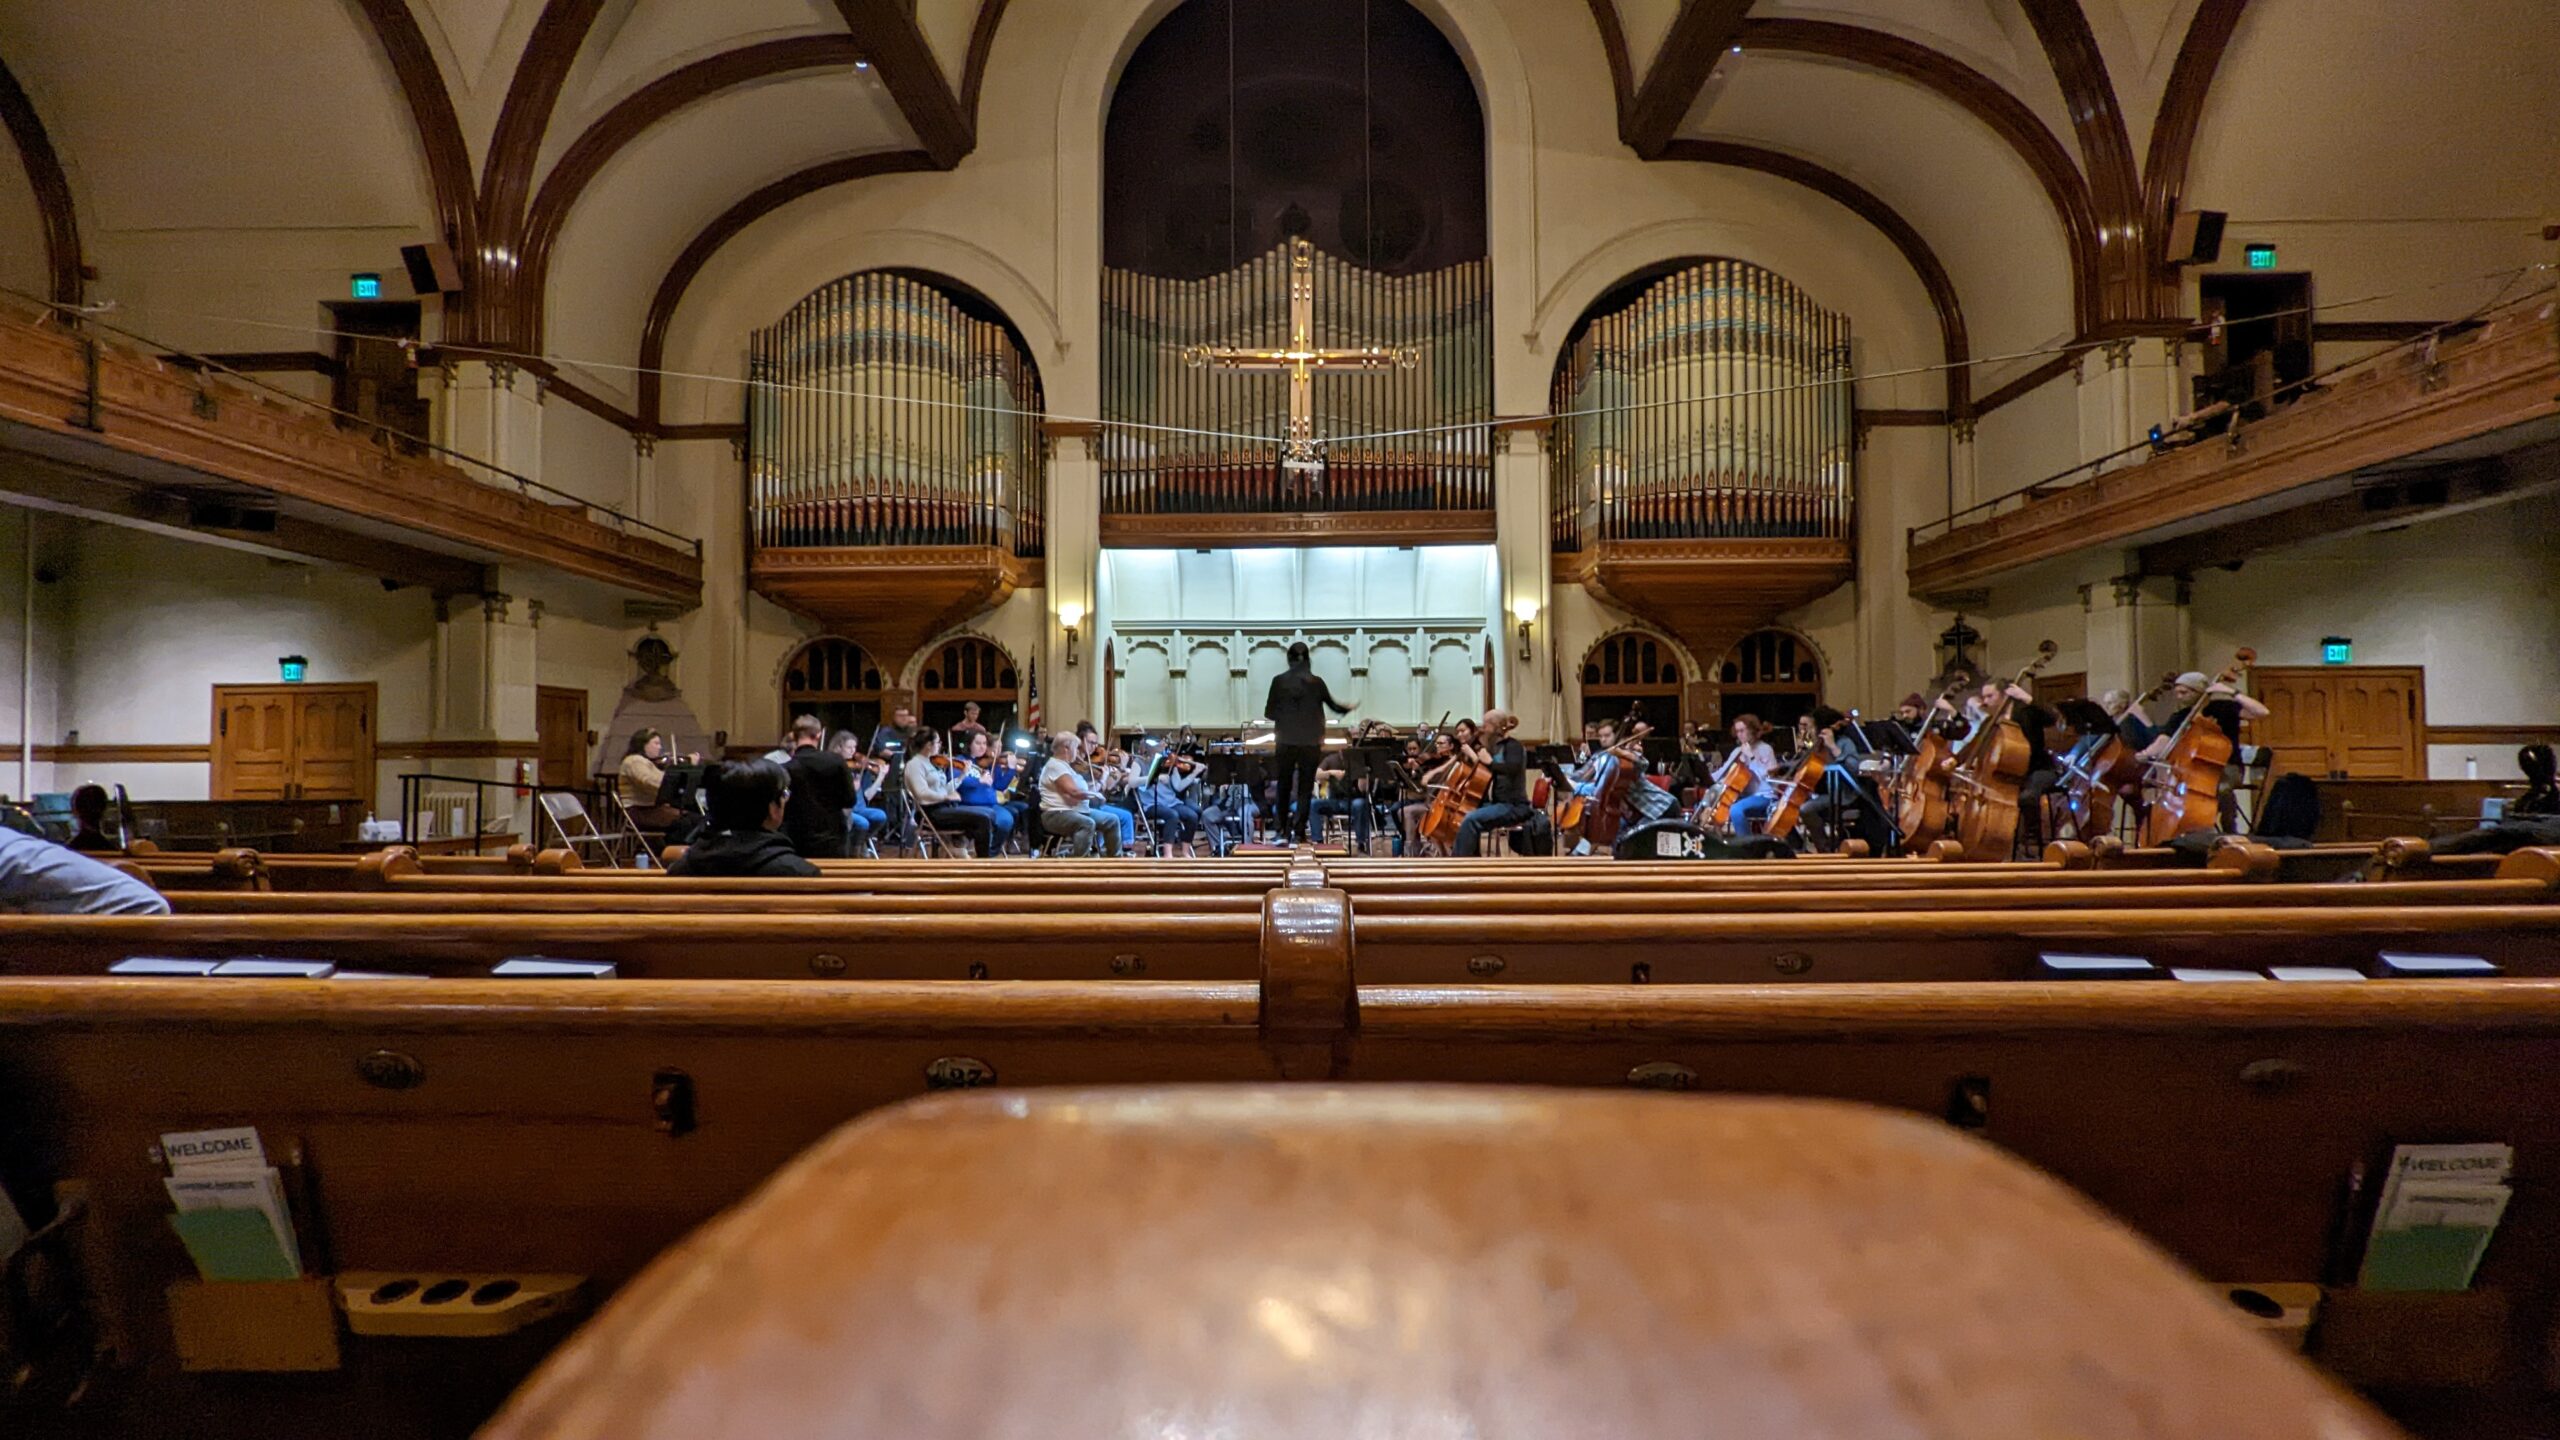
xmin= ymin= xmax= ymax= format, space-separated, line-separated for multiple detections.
xmin=1024 ymin=658 xmax=1041 ymax=732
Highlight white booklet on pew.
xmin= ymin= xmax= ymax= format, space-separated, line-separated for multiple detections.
xmin=160 ymin=1126 xmax=303 ymax=1281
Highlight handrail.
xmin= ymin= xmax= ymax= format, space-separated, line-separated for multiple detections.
xmin=0 ymin=290 xmax=701 ymax=556
xmin=399 ymin=771 xmax=606 ymax=857
xmin=1908 ymin=284 xmax=2557 ymax=548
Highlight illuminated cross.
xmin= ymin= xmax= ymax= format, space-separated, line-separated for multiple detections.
xmin=1183 ymin=237 xmax=1418 ymax=493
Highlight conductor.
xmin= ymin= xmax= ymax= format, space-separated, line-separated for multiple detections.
xmin=1263 ymin=641 xmax=1352 ymax=844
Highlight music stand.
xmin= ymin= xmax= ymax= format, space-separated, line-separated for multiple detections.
xmin=654 ymin=763 xmax=709 ymax=813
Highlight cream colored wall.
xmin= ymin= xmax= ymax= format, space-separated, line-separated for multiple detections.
xmin=539 ymin=395 xmax=640 ymax=511
xmin=2190 ymin=494 xmax=2560 ymax=782
xmin=0 ymin=507 xmax=66 ymax=800
xmin=0 ymin=149 xmax=48 ymax=303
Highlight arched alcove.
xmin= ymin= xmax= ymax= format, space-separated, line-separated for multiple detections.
xmin=778 ymin=635 xmax=886 ymax=739
xmin=1717 ymin=627 xmax=1826 ymax=734
xmin=1579 ymin=628 xmax=1685 ymax=735
xmin=916 ymin=634 xmax=1022 ymax=739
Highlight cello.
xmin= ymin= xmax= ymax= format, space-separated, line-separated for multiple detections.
xmin=2138 ymin=648 xmax=2256 ymax=846
xmin=1419 ymin=717 xmax=1504 ymax=852
xmin=1888 ymin=681 xmax=1970 ymax=849
xmin=1944 ymin=641 xmax=2059 ymax=862
xmin=1582 ymin=719 xmax=1656 ymax=849
xmin=1763 ymin=716 xmax=1845 ymax=842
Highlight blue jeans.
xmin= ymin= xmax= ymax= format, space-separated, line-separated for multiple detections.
xmin=1145 ymin=802 xmax=1201 ymax=844
xmin=845 ymin=806 xmax=890 ymax=850
xmin=1726 ymin=792 xmax=1775 ymax=834
xmin=1454 ymin=801 xmax=1538 ymax=856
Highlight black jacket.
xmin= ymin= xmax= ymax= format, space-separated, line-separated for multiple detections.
xmin=782 ymin=745 xmax=857 ymax=858
xmin=667 ymin=828 xmax=820 ymax=878
xmin=1263 ymin=667 xmax=1349 ymax=748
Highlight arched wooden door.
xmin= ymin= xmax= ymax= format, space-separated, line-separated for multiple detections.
xmin=918 ymin=636 xmax=1020 ymax=742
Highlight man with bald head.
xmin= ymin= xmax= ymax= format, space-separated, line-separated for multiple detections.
xmin=1452 ymin=708 xmax=1545 ymax=856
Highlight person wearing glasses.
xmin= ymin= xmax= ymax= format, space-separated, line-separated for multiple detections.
xmin=667 ymin=759 xmax=821 ymax=877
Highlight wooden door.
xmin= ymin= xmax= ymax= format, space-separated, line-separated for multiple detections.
xmin=292 ymin=687 xmax=375 ymax=803
xmin=211 ymin=683 xmax=376 ymax=805
xmin=211 ymin=688 xmax=296 ymax=800
xmin=2248 ymin=667 xmax=2424 ymax=780
xmin=537 ymin=686 xmax=590 ymax=789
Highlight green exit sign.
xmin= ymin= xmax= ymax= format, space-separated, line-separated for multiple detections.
xmin=350 ymin=272 xmax=382 ymax=299
xmin=2322 ymin=637 xmax=2352 ymax=664
xmin=2244 ymin=243 xmax=2278 ymax=270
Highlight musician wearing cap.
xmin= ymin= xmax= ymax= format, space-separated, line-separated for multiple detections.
xmin=2138 ymin=669 xmax=2269 ymax=830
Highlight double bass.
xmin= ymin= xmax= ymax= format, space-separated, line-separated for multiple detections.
xmin=1889 ymin=681 xmax=1971 ymax=849
xmin=1944 ymin=640 xmax=2059 ymax=862
xmin=2138 ymin=648 xmax=2256 ymax=846
xmin=2052 ymin=674 xmax=2176 ymax=840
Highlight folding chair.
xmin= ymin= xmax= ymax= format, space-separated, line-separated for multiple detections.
xmin=542 ymin=789 xmax=653 ymax=868
xmin=913 ymin=806 xmax=974 ymax=860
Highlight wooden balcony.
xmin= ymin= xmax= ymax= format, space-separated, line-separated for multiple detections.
xmin=747 ymin=495 xmax=1043 ymax=676
xmin=1552 ymin=489 xmax=1855 ymax=661
xmin=0 ymin=307 xmax=701 ymax=602
xmin=1907 ymin=292 xmax=2560 ymax=601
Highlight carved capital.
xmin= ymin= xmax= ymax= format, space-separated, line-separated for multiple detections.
xmin=488 ymin=359 xmax=518 ymax=390
xmin=1950 ymin=418 xmax=1978 ymax=445
xmin=634 ymin=433 xmax=658 ymax=459
xmin=2102 ymin=339 xmax=2135 ymax=371
xmin=480 ymin=591 xmax=513 ymax=623
xmin=2109 ymin=574 xmax=2144 ymax=604
xmin=525 ymin=598 xmax=546 ymax=628
xmin=729 ymin=435 xmax=746 ymax=463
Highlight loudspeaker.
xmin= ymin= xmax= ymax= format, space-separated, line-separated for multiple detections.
xmin=400 ymin=241 xmax=463 ymax=296
xmin=2166 ymin=210 xmax=2227 ymax=265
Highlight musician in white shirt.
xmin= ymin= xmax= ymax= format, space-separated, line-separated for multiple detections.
xmin=1038 ymin=734 xmax=1127 ymax=857
xmin=1720 ymin=715 xmax=1781 ymax=833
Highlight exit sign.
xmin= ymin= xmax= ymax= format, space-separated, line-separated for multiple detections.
xmin=2244 ymin=243 xmax=2278 ymax=270
xmin=2322 ymin=636 xmax=2352 ymax=664
xmin=350 ymin=272 xmax=382 ymax=299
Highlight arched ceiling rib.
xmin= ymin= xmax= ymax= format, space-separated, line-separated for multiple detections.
xmin=0 ymin=55 xmax=81 ymax=304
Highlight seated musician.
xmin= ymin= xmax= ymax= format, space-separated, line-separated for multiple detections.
xmin=902 ymin=730 xmax=1003 ymax=858
xmin=618 ymin=728 xmax=697 ymax=830
xmin=1308 ymin=750 xmax=1371 ymax=851
xmin=829 ymin=730 xmax=893 ymax=853
xmin=1716 ymin=715 xmax=1781 ymax=832
xmin=2519 ymin=743 xmax=2559 ymax=818
xmin=1139 ymin=751 xmax=1205 ymax=857
xmin=980 ymin=732 xmax=1038 ymax=849
xmin=948 ymin=700 xmax=989 ymax=749
xmin=1891 ymin=693 xmax=1930 ymax=741
xmin=2100 ymin=688 xmax=2158 ymax=750
xmin=1038 ymin=733 xmax=1127 ymax=856
xmin=2137 ymin=670 xmax=2269 ymax=829
xmin=1970 ymin=679 xmax=2064 ymax=821
xmin=954 ymin=731 xmax=1021 ymax=855
xmin=1453 ymin=709 xmax=1547 ymax=856
xmin=1399 ymin=730 xmax=1461 ymax=855
xmin=1792 ymin=709 xmax=1889 ymax=853
xmin=665 ymin=759 xmax=821 ymax=878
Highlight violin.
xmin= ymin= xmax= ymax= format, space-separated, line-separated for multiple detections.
xmin=1943 ymin=641 xmax=2059 ymax=862
xmin=2138 ymin=648 xmax=2256 ymax=846
xmin=1889 ymin=680 xmax=1974 ymax=849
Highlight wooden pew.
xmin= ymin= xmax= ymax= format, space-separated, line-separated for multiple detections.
xmin=6 ymin=972 xmax=2551 ymax=1436
xmin=479 ymin=1087 xmax=2402 ymax=1440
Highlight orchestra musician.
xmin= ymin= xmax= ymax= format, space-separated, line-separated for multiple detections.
xmin=1139 ymin=747 xmax=1206 ymax=857
xmin=781 ymin=714 xmax=859 ymax=860
xmin=1790 ymin=708 xmax=1891 ymax=854
xmin=1714 ymin=715 xmax=1781 ymax=833
xmin=901 ymin=729 xmax=1003 ymax=858
xmin=948 ymin=700 xmax=989 ymax=751
xmin=1038 ymin=733 xmax=1127 ymax=857
xmin=1452 ymin=708 xmax=1544 ymax=856
xmin=1309 ymin=749 xmax=1371 ymax=851
xmin=2135 ymin=669 xmax=2269 ymax=831
xmin=829 ymin=729 xmax=893 ymax=855
xmin=1890 ymin=693 xmax=1930 ymax=741
xmin=1965 ymin=678 xmax=2063 ymax=827
xmin=2098 ymin=688 xmax=2155 ymax=749
xmin=1399 ymin=730 xmax=1461 ymax=855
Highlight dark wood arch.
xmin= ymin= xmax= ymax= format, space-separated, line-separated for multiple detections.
xmin=348 ymin=0 xmax=479 ymax=274
xmin=2143 ymin=0 xmax=2251 ymax=317
xmin=780 ymin=634 xmax=888 ymax=738
xmin=0 ymin=58 xmax=82 ymax=305
xmin=1716 ymin=626 xmax=1824 ymax=735
xmin=635 ymin=149 xmax=937 ymax=431
xmin=1659 ymin=139 xmax=1973 ymax=416
xmin=1736 ymin=18 xmax=2100 ymax=336
xmin=2015 ymin=0 xmax=2143 ymax=322
xmin=1580 ymin=628 xmax=1686 ymax=734
xmin=466 ymin=0 xmax=608 ymax=347
xmin=517 ymin=35 xmax=869 ymax=351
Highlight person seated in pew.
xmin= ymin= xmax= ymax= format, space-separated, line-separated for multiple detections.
xmin=902 ymin=731 xmax=1003 ymax=858
xmin=666 ymin=759 xmax=822 ymax=878
xmin=1038 ymin=733 xmax=1126 ymax=857
xmin=0 ymin=825 xmax=171 ymax=913
xmin=65 ymin=783 xmax=116 ymax=852
xmin=830 ymin=730 xmax=893 ymax=854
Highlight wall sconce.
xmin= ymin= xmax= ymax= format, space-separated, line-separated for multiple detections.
xmin=1510 ymin=599 xmax=1538 ymax=664
xmin=1058 ymin=602 xmax=1085 ymax=667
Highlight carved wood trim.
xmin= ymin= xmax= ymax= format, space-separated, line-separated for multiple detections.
xmin=1663 ymin=138 xmax=1973 ymax=415
xmin=1909 ymin=299 xmax=2560 ymax=595
xmin=1972 ymin=350 xmax=2087 ymax=418
xmin=637 ymin=150 xmax=939 ymax=430
xmin=28 ymin=743 xmax=212 ymax=764
xmin=1857 ymin=408 xmax=1949 ymax=429
xmin=0 ymin=59 xmax=81 ymax=305
xmin=374 ymin=739 xmax=545 ymax=761
xmin=2427 ymin=725 xmax=2560 ymax=749
xmin=465 ymin=0 xmax=608 ymax=347
xmin=518 ymin=36 xmax=869 ymax=352
xmin=1739 ymin=18 xmax=2101 ymax=335
xmin=1585 ymin=0 xmax=1636 ymax=125
xmin=2142 ymin=0 xmax=2250 ymax=315
xmin=961 ymin=0 xmax=1011 ymax=119
xmin=0 ymin=316 xmax=701 ymax=602
xmin=1098 ymin=510 xmax=1499 ymax=549
xmin=2315 ymin=321 xmax=2448 ymax=345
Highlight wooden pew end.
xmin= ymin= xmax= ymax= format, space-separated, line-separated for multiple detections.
xmin=2206 ymin=838 xmax=2282 ymax=881
xmin=532 ymin=848 xmax=586 ymax=875
xmin=353 ymin=846 xmax=424 ymax=888
xmin=1260 ymin=886 xmax=1354 ymax=1080
xmin=2042 ymin=840 xmax=2094 ymax=870
xmin=2494 ymin=846 xmax=2560 ymax=890
xmin=478 ymin=1089 xmax=2403 ymax=1440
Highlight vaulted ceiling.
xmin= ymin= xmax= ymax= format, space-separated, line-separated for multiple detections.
xmin=0 ymin=0 xmax=2548 ymax=432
